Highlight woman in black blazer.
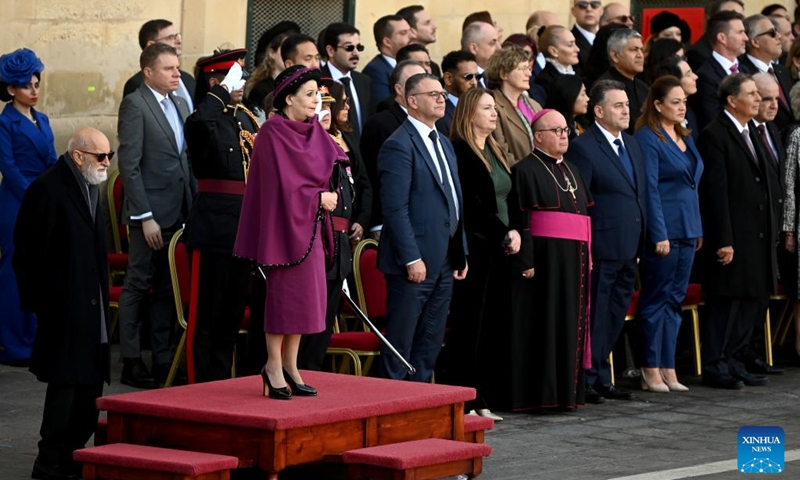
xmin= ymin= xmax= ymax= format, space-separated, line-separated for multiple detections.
xmin=448 ymin=88 xmax=521 ymax=420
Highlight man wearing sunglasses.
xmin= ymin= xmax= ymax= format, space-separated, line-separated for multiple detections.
xmin=739 ymin=14 xmax=793 ymax=131
xmin=123 ymin=19 xmax=195 ymax=112
xmin=14 ymin=127 xmax=113 ymax=480
xmin=439 ymin=50 xmax=479 ymax=136
xmin=600 ymin=3 xmax=635 ymax=29
xmin=321 ymin=22 xmax=375 ymax=136
xmin=571 ymin=0 xmax=604 ymax=71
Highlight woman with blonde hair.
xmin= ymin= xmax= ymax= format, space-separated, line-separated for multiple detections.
xmin=448 ymin=88 xmax=520 ymax=420
xmin=485 ymin=45 xmax=542 ymax=165
xmin=533 ymin=25 xmax=581 ymax=97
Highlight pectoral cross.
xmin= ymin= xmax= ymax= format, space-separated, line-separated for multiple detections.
xmin=566 ymin=178 xmax=576 ymax=199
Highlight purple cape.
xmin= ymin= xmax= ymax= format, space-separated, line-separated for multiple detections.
xmin=234 ymin=115 xmax=346 ymax=267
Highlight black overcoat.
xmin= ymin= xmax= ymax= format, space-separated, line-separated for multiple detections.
xmin=13 ymin=156 xmax=110 ymax=384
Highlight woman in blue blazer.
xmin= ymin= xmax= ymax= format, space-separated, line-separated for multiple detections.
xmin=634 ymin=76 xmax=703 ymax=392
xmin=0 ymin=49 xmax=57 ymax=364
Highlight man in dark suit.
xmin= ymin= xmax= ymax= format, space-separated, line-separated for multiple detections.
xmin=378 ymin=73 xmax=468 ymax=382
xmin=567 ymin=79 xmax=646 ymax=404
xmin=122 ymin=19 xmax=195 ymax=111
xmin=595 ymin=28 xmax=648 ymax=135
xmin=571 ymin=0 xmax=603 ymax=71
xmin=14 ymin=127 xmax=112 ymax=480
xmin=746 ymin=72 xmax=787 ymax=375
xmin=691 ymin=10 xmax=748 ymax=127
xmin=361 ymin=60 xmax=427 ymax=236
xmin=697 ymin=74 xmax=778 ymax=389
xmin=118 ymin=43 xmax=196 ymax=388
xmin=739 ymin=14 xmax=794 ymax=132
xmin=397 ymin=5 xmax=442 ymax=77
xmin=686 ymin=0 xmax=745 ymax=71
xmin=364 ymin=14 xmax=412 ymax=105
xmin=321 ymin=22 xmax=374 ymax=136
xmin=438 ymin=50 xmax=479 ymax=136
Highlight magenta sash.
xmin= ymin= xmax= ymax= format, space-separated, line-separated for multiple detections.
xmin=529 ymin=211 xmax=593 ymax=370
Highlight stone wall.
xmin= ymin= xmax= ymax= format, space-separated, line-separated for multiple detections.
xmin=0 ymin=0 xmax=790 ymax=156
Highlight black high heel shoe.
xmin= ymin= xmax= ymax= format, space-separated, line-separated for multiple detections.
xmin=283 ymin=369 xmax=317 ymax=396
xmin=261 ymin=366 xmax=292 ymax=400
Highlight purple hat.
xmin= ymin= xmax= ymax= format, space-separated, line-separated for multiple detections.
xmin=0 ymin=48 xmax=44 ymax=86
xmin=272 ymin=65 xmax=322 ymax=110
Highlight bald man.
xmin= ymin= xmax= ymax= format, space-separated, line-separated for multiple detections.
xmin=14 ymin=127 xmax=112 ymax=480
xmin=504 ymin=109 xmax=593 ymax=411
xmin=601 ymin=3 xmax=635 ymax=28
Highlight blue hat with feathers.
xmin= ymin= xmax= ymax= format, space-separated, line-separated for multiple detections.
xmin=0 ymin=48 xmax=45 ymax=86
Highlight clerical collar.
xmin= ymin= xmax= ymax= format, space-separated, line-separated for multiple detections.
xmin=534 ymin=147 xmax=563 ymax=164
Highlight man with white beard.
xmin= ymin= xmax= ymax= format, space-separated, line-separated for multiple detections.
xmin=13 ymin=127 xmax=112 ymax=480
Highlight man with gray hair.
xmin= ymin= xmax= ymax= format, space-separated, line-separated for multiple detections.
xmin=461 ymin=21 xmax=501 ymax=88
xmin=595 ymin=28 xmax=647 ymax=134
xmin=14 ymin=127 xmax=112 ymax=480
xmin=739 ymin=14 xmax=793 ymax=130
xmin=697 ymin=73 xmax=777 ymax=389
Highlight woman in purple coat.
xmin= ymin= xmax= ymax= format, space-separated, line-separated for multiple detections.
xmin=234 ymin=65 xmax=346 ymax=399
xmin=0 ymin=48 xmax=57 ymax=365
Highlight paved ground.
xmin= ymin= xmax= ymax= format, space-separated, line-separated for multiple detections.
xmin=2 ymin=344 xmax=800 ymax=480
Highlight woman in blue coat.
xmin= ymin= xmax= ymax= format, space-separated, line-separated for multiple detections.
xmin=0 ymin=48 xmax=57 ymax=364
xmin=634 ymin=76 xmax=703 ymax=392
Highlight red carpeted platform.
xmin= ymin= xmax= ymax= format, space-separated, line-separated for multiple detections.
xmin=98 ymin=371 xmax=475 ymax=479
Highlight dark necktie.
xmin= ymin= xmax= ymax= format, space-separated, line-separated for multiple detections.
xmin=340 ymin=76 xmax=360 ymax=136
xmin=767 ymin=67 xmax=788 ymax=108
xmin=613 ymin=138 xmax=636 ymax=185
xmin=757 ymin=124 xmax=778 ymax=166
xmin=428 ymin=130 xmax=458 ymax=237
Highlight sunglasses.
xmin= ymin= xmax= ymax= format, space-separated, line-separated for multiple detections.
xmin=612 ymin=15 xmax=637 ymax=23
xmin=337 ymin=44 xmax=365 ymax=52
xmin=755 ymin=28 xmax=778 ymax=38
xmin=461 ymin=72 xmax=484 ymax=81
xmin=78 ymin=150 xmax=115 ymax=162
xmin=575 ymin=1 xmax=602 ymax=9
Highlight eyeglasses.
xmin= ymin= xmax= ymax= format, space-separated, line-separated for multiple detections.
xmin=755 ymin=28 xmax=778 ymax=38
xmin=461 ymin=72 xmax=484 ymax=81
xmin=575 ymin=1 xmax=602 ymax=10
xmin=515 ymin=65 xmax=533 ymax=73
xmin=156 ymin=32 xmax=181 ymax=42
xmin=77 ymin=150 xmax=115 ymax=162
xmin=612 ymin=15 xmax=637 ymax=23
xmin=411 ymin=90 xmax=448 ymax=100
xmin=536 ymin=127 xmax=572 ymax=137
xmin=337 ymin=44 xmax=365 ymax=52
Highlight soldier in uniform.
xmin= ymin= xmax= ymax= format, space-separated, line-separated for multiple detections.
xmin=184 ymin=48 xmax=260 ymax=382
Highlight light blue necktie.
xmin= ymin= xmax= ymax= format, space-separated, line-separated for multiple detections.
xmin=161 ymin=97 xmax=183 ymax=151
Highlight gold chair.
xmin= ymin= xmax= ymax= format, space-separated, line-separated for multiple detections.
xmin=165 ymin=229 xmax=189 ymax=387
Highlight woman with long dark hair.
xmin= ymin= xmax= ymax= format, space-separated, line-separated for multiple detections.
xmin=634 ymin=76 xmax=704 ymax=392
xmin=0 ymin=48 xmax=57 ymax=365
xmin=544 ymin=75 xmax=589 ymax=140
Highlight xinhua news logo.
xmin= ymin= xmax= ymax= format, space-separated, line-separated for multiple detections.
xmin=738 ymin=426 xmax=784 ymax=474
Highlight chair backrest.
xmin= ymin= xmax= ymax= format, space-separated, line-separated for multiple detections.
xmin=168 ymin=229 xmax=191 ymax=329
xmin=353 ymin=239 xmax=387 ymax=320
xmin=106 ymin=169 xmax=128 ymax=254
